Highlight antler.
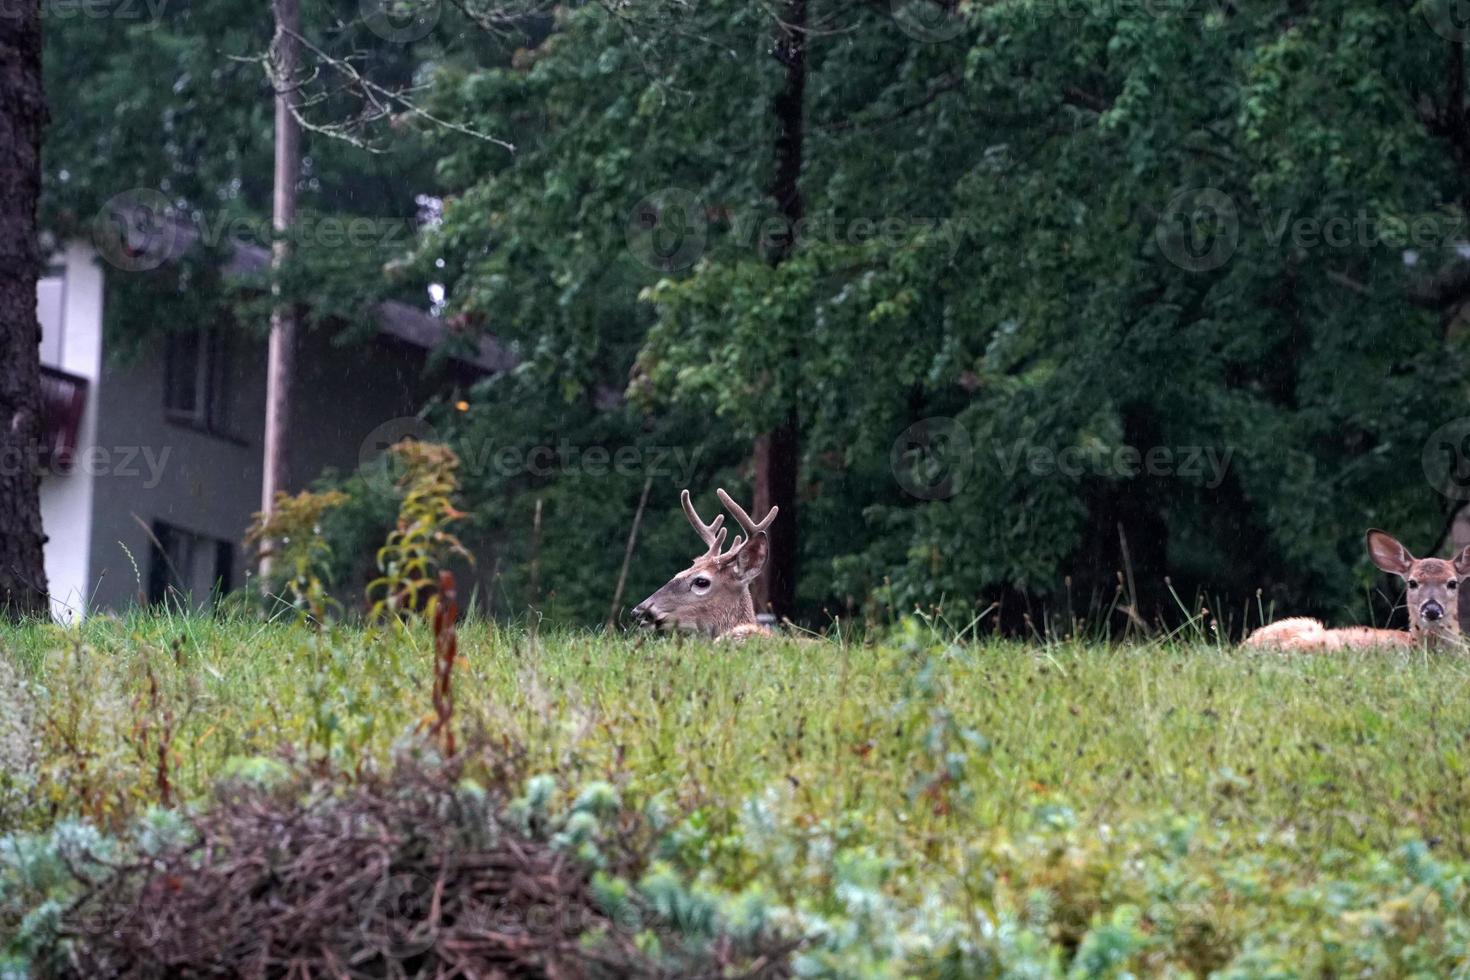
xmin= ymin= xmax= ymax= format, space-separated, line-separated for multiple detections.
xmin=714 ymin=488 xmax=777 ymax=562
xmin=681 ymin=489 xmax=727 ymax=558
xmin=716 ymin=488 xmax=777 ymax=537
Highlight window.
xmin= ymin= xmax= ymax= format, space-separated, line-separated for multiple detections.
xmin=147 ymin=521 xmax=234 ymax=608
xmin=164 ymin=329 xmax=231 ymax=432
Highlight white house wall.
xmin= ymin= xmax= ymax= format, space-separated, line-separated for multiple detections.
xmin=85 ymin=327 xmax=268 ymax=612
xmin=37 ymin=244 xmax=104 ymax=623
xmin=37 ymin=241 xmax=482 ymax=615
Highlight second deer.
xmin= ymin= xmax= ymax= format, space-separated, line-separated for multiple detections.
xmin=1244 ymin=529 xmax=1469 ymax=651
xmin=630 ymin=488 xmax=779 ymax=641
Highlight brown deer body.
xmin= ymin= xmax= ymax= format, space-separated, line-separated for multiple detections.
xmin=1244 ymin=530 xmax=1470 ymax=652
xmin=630 ymin=489 xmax=778 ymax=641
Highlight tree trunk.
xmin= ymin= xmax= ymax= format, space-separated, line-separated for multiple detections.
xmin=751 ymin=0 xmax=806 ymax=620
xmin=260 ymin=0 xmax=301 ymax=577
xmin=752 ymin=416 xmax=799 ymax=617
xmin=0 ymin=0 xmax=51 ymax=620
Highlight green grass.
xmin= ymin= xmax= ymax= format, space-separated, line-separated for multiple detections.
xmin=7 ymin=614 xmax=1470 ymax=974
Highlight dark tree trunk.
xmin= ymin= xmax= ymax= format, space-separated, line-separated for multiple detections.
xmin=752 ymin=0 xmax=806 ymax=620
xmin=0 ymin=0 xmax=50 ymax=620
xmin=752 ymin=416 xmax=800 ymax=617
xmin=1069 ymin=409 xmax=1170 ymax=631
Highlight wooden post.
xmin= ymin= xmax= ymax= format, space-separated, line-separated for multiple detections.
xmin=529 ymin=497 xmax=543 ymax=606
xmin=260 ymin=0 xmax=301 ymax=578
xmin=608 ymin=475 xmax=654 ymax=629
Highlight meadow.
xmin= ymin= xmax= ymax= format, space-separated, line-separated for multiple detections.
xmin=5 ymin=614 xmax=1470 ymax=975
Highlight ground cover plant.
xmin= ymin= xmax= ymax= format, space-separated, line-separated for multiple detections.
xmin=4 ymin=613 xmax=1470 ymax=976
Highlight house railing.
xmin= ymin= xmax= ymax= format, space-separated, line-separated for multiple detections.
xmin=39 ymin=365 xmax=88 ymax=473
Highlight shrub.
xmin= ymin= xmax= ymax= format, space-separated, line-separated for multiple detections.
xmin=39 ymin=760 xmax=792 ymax=979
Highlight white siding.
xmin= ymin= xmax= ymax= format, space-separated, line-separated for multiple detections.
xmin=37 ymin=245 xmax=105 ymax=623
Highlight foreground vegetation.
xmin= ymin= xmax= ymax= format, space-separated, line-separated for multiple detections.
xmin=5 ymin=615 xmax=1470 ymax=975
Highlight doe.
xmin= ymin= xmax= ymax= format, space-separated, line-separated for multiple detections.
xmin=1244 ymin=529 xmax=1469 ymax=651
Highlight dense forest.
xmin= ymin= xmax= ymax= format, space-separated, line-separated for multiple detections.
xmin=37 ymin=0 xmax=1470 ymax=632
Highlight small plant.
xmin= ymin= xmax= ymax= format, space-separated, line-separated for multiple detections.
xmin=30 ymin=640 xmax=131 ymax=826
xmin=127 ymin=648 xmax=175 ymax=808
xmin=422 ymin=570 xmax=460 ymax=757
xmin=367 ymin=441 xmax=472 ymax=620
xmin=246 ymin=489 xmax=350 ymax=621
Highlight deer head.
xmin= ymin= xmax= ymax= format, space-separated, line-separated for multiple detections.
xmin=630 ymin=488 xmax=778 ymax=637
xmin=1366 ymin=529 xmax=1470 ymax=645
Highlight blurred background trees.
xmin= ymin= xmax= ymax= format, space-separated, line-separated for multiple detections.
xmin=39 ymin=0 xmax=1470 ymax=633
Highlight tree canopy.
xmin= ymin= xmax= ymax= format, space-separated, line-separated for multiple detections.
xmin=41 ymin=0 xmax=1470 ymax=631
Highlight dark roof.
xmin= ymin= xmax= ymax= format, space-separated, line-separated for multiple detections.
xmin=101 ymin=205 xmax=516 ymax=374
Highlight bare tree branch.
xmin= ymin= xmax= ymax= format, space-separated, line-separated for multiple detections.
xmin=241 ymin=26 xmax=516 ymax=153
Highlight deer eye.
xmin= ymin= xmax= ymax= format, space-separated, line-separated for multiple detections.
xmin=1408 ymin=580 xmax=1419 ymax=590
xmin=691 ymin=576 xmax=712 ymax=594
xmin=1450 ymin=580 xmax=1459 ymax=591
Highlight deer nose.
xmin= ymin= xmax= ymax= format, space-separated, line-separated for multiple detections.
xmin=1423 ymin=600 xmax=1445 ymax=622
xmin=629 ymin=603 xmax=657 ymax=628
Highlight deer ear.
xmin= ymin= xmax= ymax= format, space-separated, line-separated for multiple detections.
xmin=1454 ymin=544 xmax=1470 ymax=579
xmin=1366 ymin=529 xmax=1414 ymax=577
xmin=731 ymin=532 xmax=770 ymax=584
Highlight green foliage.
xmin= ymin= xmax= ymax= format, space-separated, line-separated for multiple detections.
xmin=46 ymin=0 xmax=1468 ymax=628
xmin=0 ymin=819 xmax=119 ymax=973
xmin=40 ymin=0 xmax=496 ymax=363
xmin=409 ymin=377 xmax=744 ymax=623
xmin=413 ymin=0 xmax=1470 ymax=630
xmin=367 ymin=441 xmax=471 ymax=618
xmin=246 ymin=489 xmax=351 ymax=621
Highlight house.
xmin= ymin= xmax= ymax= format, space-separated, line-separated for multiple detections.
xmin=35 ymin=222 xmax=510 ymax=622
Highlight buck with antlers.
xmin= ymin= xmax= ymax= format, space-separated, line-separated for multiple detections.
xmin=1244 ymin=529 xmax=1470 ymax=651
xmin=630 ymin=488 xmax=779 ymax=641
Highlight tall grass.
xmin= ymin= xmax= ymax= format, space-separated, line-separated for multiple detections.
xmin=7 ymin=615 xmax=1470 ymax=974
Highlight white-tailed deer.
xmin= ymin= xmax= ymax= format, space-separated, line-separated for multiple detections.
xmin=1244 ymin=530 xmax=1470 ymax=651
xmin=630 ymin=488 xmax=778 ymax=641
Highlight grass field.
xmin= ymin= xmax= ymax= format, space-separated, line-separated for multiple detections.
xmin=6 ymin=614 xmax=1470 ymax=975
